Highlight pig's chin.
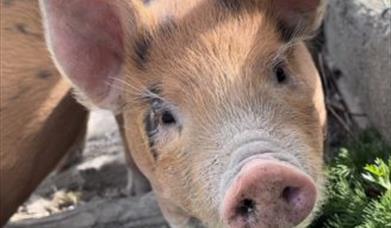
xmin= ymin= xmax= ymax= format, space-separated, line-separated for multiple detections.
xmin=214 ymin=138 xmax=322 ymax=228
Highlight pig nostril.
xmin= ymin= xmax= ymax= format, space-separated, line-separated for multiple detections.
xmin=282 ymin=186 xmax=301 ymax=205
xmin=236 ymin=198 xmax=256 ymax=218
xmin=223 ymin=161 xmax=317 ymax=227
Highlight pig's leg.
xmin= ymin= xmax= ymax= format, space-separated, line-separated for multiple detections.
xmin=116 ymin=115 xmax=151 ymax=196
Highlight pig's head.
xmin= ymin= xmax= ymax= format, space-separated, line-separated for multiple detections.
xmin=40 ymin=0 xmax=327 ymax=227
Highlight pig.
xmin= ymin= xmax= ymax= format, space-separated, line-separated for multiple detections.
xmin=0 ymin=1 xmax=149 ymax=225
xmin=39 ymin=0 xmax=327 ymax=227
xmin=0 ymin=0 xmax=88 ymax=225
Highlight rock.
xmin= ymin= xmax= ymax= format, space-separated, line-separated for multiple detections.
xmin=324 ymin=0 xmax=391 ymax=143
xmin=6 ymin=193 xmax=167 ymax=228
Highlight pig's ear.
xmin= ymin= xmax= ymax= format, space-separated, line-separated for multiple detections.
xmin=40 ymin=0 xmax=144 ymax=111
xmin=270 ymin=0 xmax=326 ymax=39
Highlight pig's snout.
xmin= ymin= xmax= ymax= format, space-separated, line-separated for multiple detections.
xmin=221 ymin=160 xmax=317 ymax=228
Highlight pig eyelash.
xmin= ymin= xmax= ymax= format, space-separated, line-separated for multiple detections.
xmin=270 ymin=58 xmax=290 ymax=84
xmin=144 ymin=99 xmax=178 ymax=146
xmin=142 ymin=85 xmax=176 ymax=126
xmin=108 ymin=77 xmax=145 ymax=97
xmin=108 ymin=77 xmax=167 ymax=111
xmin=142 ymin=89 xmax=166 ymax=103
xmin=271 ymin=35 xmax=304 ymax=65
xmin=109 ymin=76 xmax=162 ymax=100
xmin=150 ymin=100 xmax=178 ymax=126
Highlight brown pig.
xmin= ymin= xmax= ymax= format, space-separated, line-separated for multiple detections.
xmin=0 ymin=0 xmax=88 ymax=225
xmin=40 ymin=0 xmax=327 ymax=227
xmin=0 ymin=1 xmax=151 ymax=225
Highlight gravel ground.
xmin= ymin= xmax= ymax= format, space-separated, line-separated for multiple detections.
xmin=7 ymin=110 xmax=167 ymax=227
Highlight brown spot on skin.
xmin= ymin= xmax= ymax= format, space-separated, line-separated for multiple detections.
xmin=10 ymin=86 xmax=30 ymax=101
xmin=133 ymin=20 xmax=178 ymax=71
xmin=2 ymin=0 xmax=13 ymax=6
xmin=15 ymin=23 xmax=27 ymax=34
xmin=217 ymin=0 xmax=242 ymax=12
xmin=276 ymin=20 xmax=296 ymax=42
xmin=14 ymin=23 xmax=42 ymax=38
xmin=133 ymin=34 xmax=152 ymax=70
xmin=157 ymin=19 xmax=178 ymax=39
xmin=10 ymin=94 xmax=21 ymax=101
xmin=37 ymin=70 xmax=52 ymax=80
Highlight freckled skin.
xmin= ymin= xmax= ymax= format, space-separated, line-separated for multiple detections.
xmin=36 ymin=69 xmax=52 ymax=79
xmin=119 ymin=1 xmax=327 ymax=226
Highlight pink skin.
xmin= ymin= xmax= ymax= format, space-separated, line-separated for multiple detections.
xmin=41 ymin=0 xmax=124 ymax=108
xmin=221 ymin=160 xmax=317 ymax=228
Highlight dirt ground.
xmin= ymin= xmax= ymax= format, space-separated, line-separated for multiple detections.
xmin=6 ymin=110 xmax=168 ymax=228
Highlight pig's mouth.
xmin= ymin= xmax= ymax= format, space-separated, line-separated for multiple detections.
xmin=217 ymin=137 xmax=319 ymax=228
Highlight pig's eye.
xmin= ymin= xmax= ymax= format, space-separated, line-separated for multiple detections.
xmin=145 ymin=100 xmax=178 ymax=138
xmin=161 ymin=110 xmax=176 ymax=125
xmin=274 ymin=65 xmax=288 ymax=83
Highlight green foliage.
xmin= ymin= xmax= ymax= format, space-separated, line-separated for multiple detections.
xmin=310 ymin=130 xmax=391 ymax=228
xmin=363 ymin=158 xmax=391 ymax=191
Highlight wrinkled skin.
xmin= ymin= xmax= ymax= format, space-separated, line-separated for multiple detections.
xmin=40 ymin=0 xmax=327 ymax=227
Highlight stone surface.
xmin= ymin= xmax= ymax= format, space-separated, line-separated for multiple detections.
xmin=7 ymin=193 xmax=167 ymax=228
xmin=7 ymin=111 xmax=167 ymax=228
xmin=324 ymin=0 xmax=391 ymax=143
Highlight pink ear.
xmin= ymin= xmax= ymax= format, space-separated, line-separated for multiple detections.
xmin=41 ymin=0 xmax=125 ymax=109
xmin=272 ymin=0 xmax=325 ymax=37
